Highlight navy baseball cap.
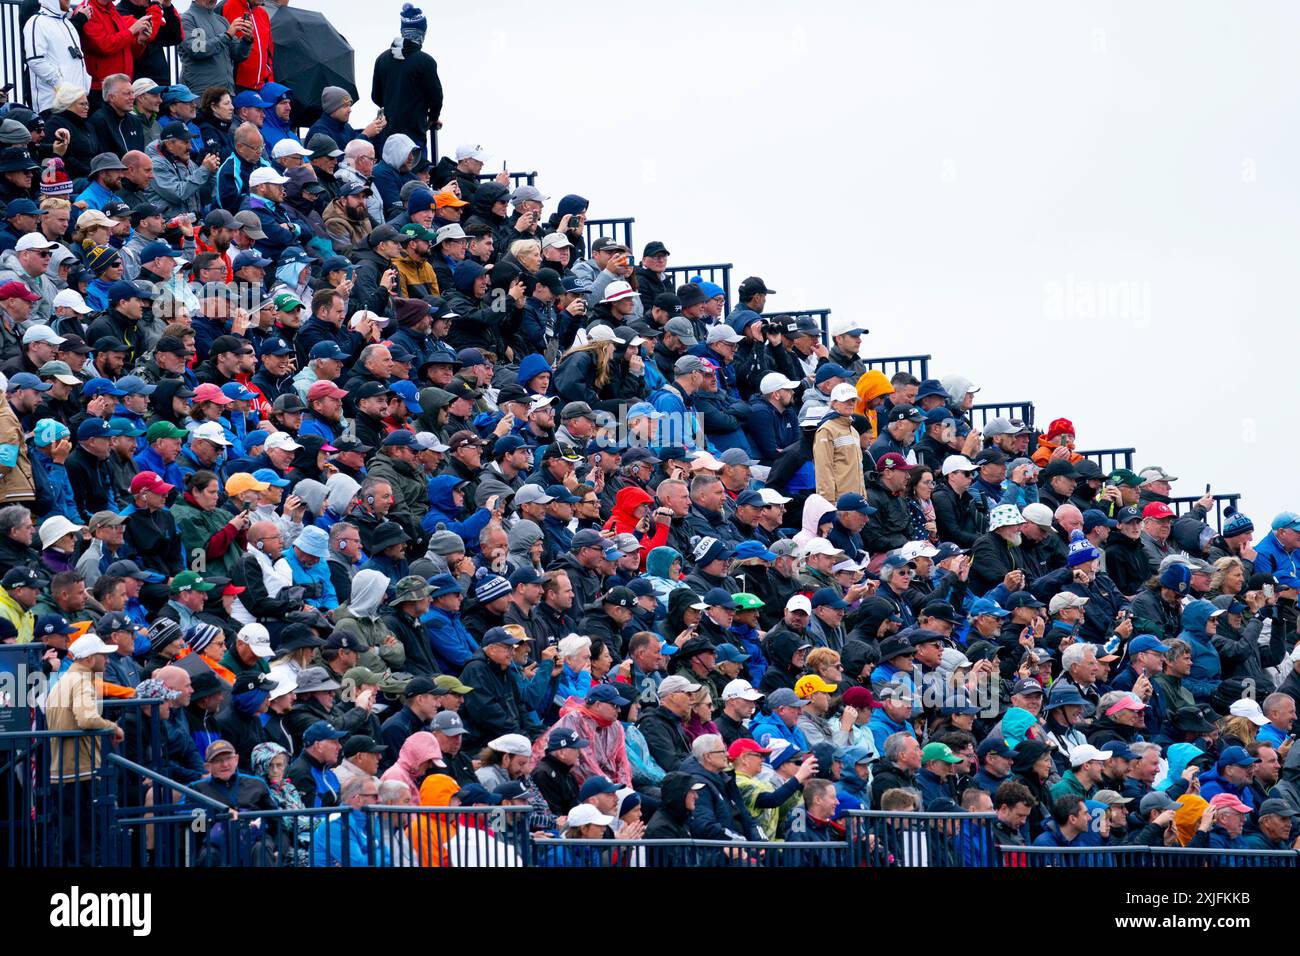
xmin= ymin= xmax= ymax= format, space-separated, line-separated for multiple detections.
xmin=382 ymin=430 xmax=416 ymax=447
xmin=835 ymin=493 xmax=878 ymax=515
xmin=508 ymin=566 xmax=542 ymax=587
xmin=138 ymin=240 xmax=183 ymax=264
xmin=302 ymin=721 xmax=348 ymax=746
xmin=309 ymin=340 xmax=348 ymax=361
xmin=232 ymin=250 xmax=272 ymax=270
xmin=261 ymin=336 xmax=294 ymax=356
xmin=811 ymin=587 xmax=849 ymax=610
xmin=493 ymin=435 xmax=526 ymax=458
xmin=544 ymin=484 xmax=580 ymax=504
xmin=814 ymin=363 xmax=853 ymax=385
xmin=735 ymin=489 xmax=765 ymax=508
xmin=76 ymin=418 xmax=113 ymax=440
xmin=546 ymin=728 xmax=590 ymax=752
xmin=586 ymin=684 xmax=624 ymax=706
xmin=577 ymin=775 xmax=620 ymax=799
xmin=107 ymin=281 xmax=153 ymax=305
xmin=1082 ymin=509 xmax=1117 ymax=531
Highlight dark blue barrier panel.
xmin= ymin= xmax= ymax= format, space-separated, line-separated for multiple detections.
xmin=661 ymin=264 xmax=734 ymax=312
xmin=971 ymin=401 xmax=1035 ymax=431
xmin=1166 ymin=493 xmax=1242 ymax=534
xmin=1077 ymin=447 xmax=1137 ymax=473
xmin=584 ymin=217 xmax=635 ymax=254
xmin=475 ymin=171 xmax=539 ymax=189
xmin=859 ymin=354 xmax=932 ymax=382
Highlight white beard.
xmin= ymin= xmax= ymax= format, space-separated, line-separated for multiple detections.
xmin=1007 ymin=532 xmax=1023 ymax=547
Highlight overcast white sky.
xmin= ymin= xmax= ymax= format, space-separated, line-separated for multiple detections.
xmin=319 ymin=0 xmax=1298 ymax=526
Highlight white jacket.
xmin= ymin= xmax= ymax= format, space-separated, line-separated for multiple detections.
xmin=22 ymin=0 xmax=91 ymax=114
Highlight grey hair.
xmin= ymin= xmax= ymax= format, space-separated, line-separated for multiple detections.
xmin=358 ymin=344 xmax=390 ymax=368
xmin=1164 ymin=638 xmax=1190 ymax=662
xmin=233 ymin=121 xmax=262 ymax=147
xmin=358 ymin=476 xmax=391 ymax=501
xmin=557 ymin=633 xmax=591 ymax=661
xmin=102 ymin=73 xmax=131 ymax=95
xmin=0 ymin=505 xmax=31 ymax=537
xmin=689 ymin=475 xmax=721 ymax=501
xmin=883 ymin=731 xmax=914 ymax=764
xmin=1128 ymin=742 xmax=1161 ymax=760
xmin=1262 ymin=693 xmax=1292 ymax=719
xmin=656 ymin=478 xmax=687 ymax=502
xmin=1061 ymin=642 xmax=1096 ymax=671
xmin=377 ymin=780 xmax=410 ymax=805
xmin=1096 ymin=690 xmax=1128 ymax=715
xmin=328 ymin=522 xmax=355 ymax=548
xmin=691 ymin=733 xmax=724 ymax=761
xmin=344 ymin=138 xmax=374 ymax=161
xmin=340 ymin=776 xmax=374 ymax=803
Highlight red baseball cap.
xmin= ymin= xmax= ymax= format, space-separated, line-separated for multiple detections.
xmin=130 ymin=470 xmax=175 ymax=496
xmin=1209 ymin=792 xmax=1251 ymax=814
xmin=222 ymin=583 xmax=247 ymax=596
xmin=0 ymin=280 xmax=40 ymax=303
xmin=876 ymin=452 xmax=915 ymax=472
xmin=307 ymin=380 xmax=348 ymax=401
xmin=1141 ymin=502 xmax=1175 ymax=520
xmin=727 ymin=738 xmax=773 ymax=761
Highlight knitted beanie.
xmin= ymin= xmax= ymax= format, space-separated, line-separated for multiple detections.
xmin=399 ymin=3 xmax=427 ymax=41
xmin=473 ymin=568 xmax=512 ymax=605
xmin=184 ymin=623 xmax=222 ymax=655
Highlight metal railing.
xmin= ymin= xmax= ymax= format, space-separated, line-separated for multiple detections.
xmin=1001 ymin=844 xmax=1297 ymax=867
xmin=1077 ymin=447 xmax=1136 ymax=473
xmin=584 ymin=217 xmax=635 ymax=254
xmin=368 ymin=805 xmax=531 ymax=867
xmin=970 ymin=401 xmax=1036 ymax=431
xmin=1166 ymin=493 xmax=1242 ymax=534
xmin=531 ymin=837 xmax=852 ymax=867
xmin=476 ymin=171 xmax=539 ymax=189
xmin=661 ymin=263 xmax=734 ymax=312
xmin=846 ymin=810 xmax=1000 ymax=867
xmin=859 ymin=354 xmax=932 ymax=382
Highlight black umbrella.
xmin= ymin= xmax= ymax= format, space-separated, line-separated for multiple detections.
xmin=269 ymin=5 xmax=358 ymax=127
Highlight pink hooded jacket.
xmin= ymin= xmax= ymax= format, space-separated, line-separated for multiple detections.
xmin=530 ymin=697 xmax=632 ymax=788
xmin=380 ymin=732 xmax=446 ymax=802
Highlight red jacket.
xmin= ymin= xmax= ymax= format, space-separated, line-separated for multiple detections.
xmin=222 ymin=0 xmax=273 ymax=90
xmin=80 ymin=0 xmax=162 ymax=89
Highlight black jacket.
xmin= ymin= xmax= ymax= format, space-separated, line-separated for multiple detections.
xmin=379 ymin=706 xmax=429 ymax=770
xmin=637 ymin=705 xmax=690 ymax=773
xmin=969 ymin=531 xmax=1026 ymax=595
xmin=286 ymin=750 xmax=340 ymax=808
xmin=862 ymin=476 xmax=912 ymax=554
xmin=233 ymin=551 xmax=300 ymax=622
xmin=64 ymin=446 xmax=114 ymax=520
xmin=87 ymin=104 xmax=146 ymax=157
xmin=458 ymin=650 xmax=527 ymax=751
xmin=124 ymin=507 xmax=181 ymax=575
xmin=532 ymin=753 xmax=580 ymax=817
xmin=932 ymin=480 xmax=985 ymax=549
xmin=383 ymin=606 xmax=437 ymax=678
xmin=869 ymin=762 xmax=916 ymax=809
xmin=1105 ymin=532 xmax=1152 ymax=597
xmin=213 ymin=702 xmax=268 ymax=771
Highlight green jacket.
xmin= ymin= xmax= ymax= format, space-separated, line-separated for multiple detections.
xmin=1048 ymin=769 xmax=1094 ymax=803
xmin=331 ymin=604 xmax=407 ymax=673
xmin=171 ymin=499 xmax=243 ymax=579
xmin=365 ymin=453 xmax=428 ymax=538
xmin=1152 ymin=672 xmax=1196 ymax=715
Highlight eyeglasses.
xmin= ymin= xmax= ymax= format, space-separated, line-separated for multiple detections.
xmin=31 ymin=250 xmax=54 ymax=258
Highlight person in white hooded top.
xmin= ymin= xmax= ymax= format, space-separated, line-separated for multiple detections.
xmin=22 ymin=0 xmax=91 ymax=114
xmin=330 ymin=568 xmax=407 ymax=673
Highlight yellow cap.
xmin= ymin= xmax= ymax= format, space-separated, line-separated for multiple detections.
xmin=225 ymin=472 xmax=270 ymax=496
xmin=794 ymin=675 xmax=838 ymax=698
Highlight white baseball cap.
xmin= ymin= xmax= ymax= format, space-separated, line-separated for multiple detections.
xmin=760 ymin=372 xmax=801 ymax=395
xmin=528 ymin=394 xmax=556 ymax=414
xmin=14 ymin=232 xmax=58 ymax=253
xmin=705 ymin=324 xmax=743 ymax=345
xmin=236 ymin=622 xmax=275 ymax=658
xmin=349 ymin=309 xmax=390 ymax=330
xmin=70 ymin=634 xmax=116 ymax=659
xmin=800 ymin=539 xmax=845 ymax=559
xmin=587 ymin=325 xmax=618 ymax=343
xmin=600 ymin=280 xmax=636 ymax=303
xmin=1229 ymin=698 xmax=1270 ymax=726
xmin=758 ymin=488 xmax=792 ymax=505
xmin=566 ymin=804 xmax=614 ymax=828
xmin=249 ymin=168 xmax=290 ymax=187
xmin=191 ymin=421 xmax=232 ymax=446
xmin=785 ymin=594 xmax=812 ymax=614
xmin=722 ymin=679 xmax=764 ymax=702
xmin=828 ymin=383 xmax=859 ymax=403
xmin=271 ymin=139 xmax=313 ymax=159
xmin=53 ymin=288 xmax=94 ymax=314
xmin=941 ymin=454 xmax=976 ymax=476
xmin=454 ymin=143 xmax=490 ymax=162
xmin=22 ymin=324 xmax=65 ymax=346
xmin=899 ymin=540 xmax=939 ymax=561
xmin=1069 ymin=744 xmax=1114 ymax=767
xmin=541 ymin=232 xmax=572 ymax=250
xmin=829 ymin=316 xmax=869 ymax=338
xmin=265 ymin=432 xmax=302 ymax=451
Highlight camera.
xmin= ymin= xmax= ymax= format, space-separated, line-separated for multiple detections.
xmin=68 ymin=46 xmax=84 ymax=60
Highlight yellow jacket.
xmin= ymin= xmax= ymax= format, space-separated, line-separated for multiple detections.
xmin=43 ymin=662 xmax=118 ymax=782
xmin=813 ymin=414 xmax=866 ymax=502
xmin=0 ymin=586 xmax=34 ymax=643
xmin=853 ymin=371 xmax=894 ymax=444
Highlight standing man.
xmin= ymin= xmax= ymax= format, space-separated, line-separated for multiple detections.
xmin=370 ymin=4 xmax=443 ymax=151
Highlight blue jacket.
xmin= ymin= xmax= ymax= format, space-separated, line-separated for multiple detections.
xmin=32 ymin=449 xmax=78 ymax=522
xmin=743 ymin=393 xmax=799 ymax=465
xmin=239 ymin=194 xmax=303 ymax=263
xmin=215 ymin=150 xmax=271 ymax=214
xmin=421 ymin=474 xmax=492 ymax=542
xmin=648 ymin=383 xmax=702 ymax=452
xmin=748 ymin=712 xmax=809 ymax=753
xmin=285 ymin=547 xmax=338 ymax=612
xmin=541 ymin=514 xmax=574 ymax=561
xmin=422 ymin=605 xmax=479 ymax=674
xmin=305 ymin=113 xmax=364 ymax=151
xmin=75 ymin=179 xmax=117 ymax=211
xmin=310 ymin=811 xmax=389 ymax=867
xmin=1178 ymin=600 xmax=1222 ymax=703
xmin=1197 ymin=768 xmax=1255 ymax=810
xmin=867 ymin=708 xmax=914 ymax=754
xmin=1253 ymin=532 xmax=1300 ymax=590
